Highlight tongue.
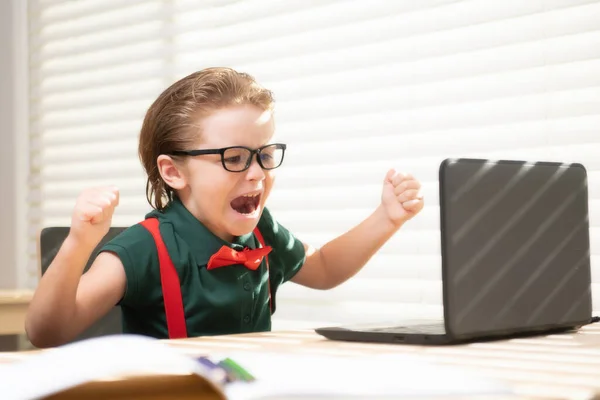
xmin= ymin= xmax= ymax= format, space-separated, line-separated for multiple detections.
xmin=230 ymin=196 xmax=256 ymax=214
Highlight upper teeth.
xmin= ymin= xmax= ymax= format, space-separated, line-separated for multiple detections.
xmin=243 ymin=194 xmax=257 ymax=198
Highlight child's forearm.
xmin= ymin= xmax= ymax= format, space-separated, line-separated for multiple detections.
xmin=27 ymin=186 xmax=122 ymax=347
xmin=299 ymin=205 xmax=402 ymax=290
xmin=320 ymin=205 xmax=400 ymax=287
xmin=25 ymin=234 xmax=97 ymax=347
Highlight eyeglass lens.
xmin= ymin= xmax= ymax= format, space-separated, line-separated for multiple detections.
xmin=222 ymin=145 xmax=284 ymax=172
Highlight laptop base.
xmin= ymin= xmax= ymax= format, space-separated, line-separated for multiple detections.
xmin=315 ymin=323 xmax=581 ymax=346
xmin=315 ymin=325 xmax=453 ymax=345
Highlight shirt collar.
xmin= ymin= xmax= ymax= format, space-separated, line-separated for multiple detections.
xmin=145 ymin=197 xmax=257 ymax=266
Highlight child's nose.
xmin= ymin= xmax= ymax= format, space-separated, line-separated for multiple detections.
xmin=246 ymin=155 xmax=266 ymax=181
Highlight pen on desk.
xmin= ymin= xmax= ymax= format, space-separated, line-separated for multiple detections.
xmin=218 ymin=358 xmax=256 ymax=382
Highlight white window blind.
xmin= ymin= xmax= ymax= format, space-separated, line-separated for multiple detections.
xmin=28 ymin=0 xmax=600 ymax=329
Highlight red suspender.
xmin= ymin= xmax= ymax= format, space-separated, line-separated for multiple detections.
xmin=253 ymin=227 xmax=273 ymax=313
xmin=140 ymin=217 xmax=273 ymax=339
xmin=140 ymin=218 xmax=188 ymax=339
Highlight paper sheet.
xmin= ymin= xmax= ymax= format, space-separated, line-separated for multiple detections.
xmin=223 ymin=351 xmax=512 ymax=399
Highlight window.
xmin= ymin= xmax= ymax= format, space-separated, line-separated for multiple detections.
xmin=27 ymin=0 xmax=600 ymax=328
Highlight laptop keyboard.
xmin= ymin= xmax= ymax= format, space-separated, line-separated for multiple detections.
xmin=366 ymin=323 xmax=446 ymax=335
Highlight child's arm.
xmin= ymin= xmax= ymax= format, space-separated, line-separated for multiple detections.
xmin=25 ymin=187 xmax=126 ymax=348
xmin=291 ymin=170 xmax=424 ymax=290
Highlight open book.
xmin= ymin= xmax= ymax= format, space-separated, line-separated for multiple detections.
xmin=0 ymin=334 xmax=512 ymax=400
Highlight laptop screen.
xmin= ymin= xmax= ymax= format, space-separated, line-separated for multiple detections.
xmin=440 ymin=159 xmax=592 ymax=337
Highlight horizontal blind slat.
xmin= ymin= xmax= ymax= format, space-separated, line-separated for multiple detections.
xmin=32 ymin=0 xmax=154 ymax=24
xmin=32 ymin=21 xmax=165 ymax=62
xmin=36 ymin=60 xmax=166 ymax=94
xmin=31 ymin=2 xmax=164 ymax=43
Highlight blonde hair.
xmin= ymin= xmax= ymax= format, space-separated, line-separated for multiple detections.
xmin=138 ymin=67 xmax=274 ymax=210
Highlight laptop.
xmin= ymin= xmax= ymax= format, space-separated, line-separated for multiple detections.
xmin=315 ymin=158 xmax=594 ymax=345
xmin=39 ymin=227 xmax=127 ymax=342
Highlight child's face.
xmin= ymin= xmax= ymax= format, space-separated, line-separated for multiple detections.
xmin=181 ymin=104 xmax=277 ymax=241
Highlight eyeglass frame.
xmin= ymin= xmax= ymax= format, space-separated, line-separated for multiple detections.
xmin=169 ymin=143 xmax=287 ymax=172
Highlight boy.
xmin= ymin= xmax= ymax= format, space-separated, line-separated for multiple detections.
xmin=25 ymin=67 xmax=424 ymax=347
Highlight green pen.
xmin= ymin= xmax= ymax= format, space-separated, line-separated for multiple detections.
xmin=218 ymin=358 xmax=256 ymax=382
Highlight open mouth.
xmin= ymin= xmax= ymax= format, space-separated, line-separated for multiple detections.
xmin=230 ymin=193 xmax=261 ymax=215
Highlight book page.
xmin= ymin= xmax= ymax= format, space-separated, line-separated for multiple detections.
xmin=222 ymin=351 xmax=512 ymax=399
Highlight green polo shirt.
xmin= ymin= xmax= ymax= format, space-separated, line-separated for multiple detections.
xmin=99 ymin=198 xmax=306 ymax=339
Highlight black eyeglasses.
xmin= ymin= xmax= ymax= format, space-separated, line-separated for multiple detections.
xmin=170 ymin=143 xmax=286 ymax=172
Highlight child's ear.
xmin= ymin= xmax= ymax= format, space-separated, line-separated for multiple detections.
xmin=157 ymin=155 xmax=187 ymax=190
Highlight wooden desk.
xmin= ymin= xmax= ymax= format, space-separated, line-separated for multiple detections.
xmin=0 ymin=290 xmax=33 ymax=335
xmin=1 ymin=324 xmax=600 ymax=400
xmin=160 ymin=325 xmax=600 ymax=400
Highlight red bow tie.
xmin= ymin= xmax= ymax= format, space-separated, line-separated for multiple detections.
xmin=207 ymin=245 xmax=272 ymax=271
